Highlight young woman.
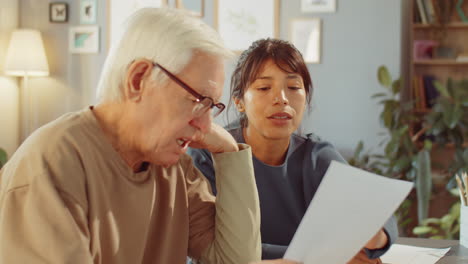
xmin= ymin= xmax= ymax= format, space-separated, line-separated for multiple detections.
xmin=188 ymin=38 xmax=396 ymax=263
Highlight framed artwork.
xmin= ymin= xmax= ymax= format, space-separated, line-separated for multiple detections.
xmin=176 ymin=0 xmax=204 ymax=17
xmin=49 ymin=2 xmax=68 ymax=23
xmin=69 ymin=26 xmax=100 ymax=53
xmin=107 ymin=0 xmax=168 ymax=49
xmin=301 ymin=0 xmax=336 ymax=13
xmin=80 ymin=0 xmax=98 ymax=24
xmin=290 ymin=18 xmax=321 ymax=64
xmin=215 ymin=0 xmax=280 ymax=53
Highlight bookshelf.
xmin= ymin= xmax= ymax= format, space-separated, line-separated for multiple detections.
xmin=403 ymin=0 xmax=468 ymax=124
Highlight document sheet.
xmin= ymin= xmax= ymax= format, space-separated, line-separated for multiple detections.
xmin=284 ymin=161 xmax=413 ymax=264
xmin=381 ymin=244 xmax=451 ymax=264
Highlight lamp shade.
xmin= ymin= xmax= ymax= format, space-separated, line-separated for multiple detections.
xmin=4 ymin=29 xmax=49 ymax=77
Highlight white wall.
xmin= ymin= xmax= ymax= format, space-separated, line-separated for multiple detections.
xmin=300 ymin=0 xmax=402 ymax=157
xmin=0 ymin=0 xmax=19 ymax=157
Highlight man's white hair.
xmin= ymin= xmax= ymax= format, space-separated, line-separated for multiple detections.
xmin=96 ymin=8 xmax=233 ymax=102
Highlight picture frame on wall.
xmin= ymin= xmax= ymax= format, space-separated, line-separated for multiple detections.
xmin=176 ymin=0 xmax=204 ymax=17
xmin=301 ymin=0 xmax=336 ymax=13
xmin=49 ymin=2 xmax=68 ymax=23
xmin=215 ymin=0 xmax=280 ymax=53
xmin=80 ymin=0 xmax=98 ymax=24
xmin=290 ymin=18 xmax=321 ymax=64
xmin=69 ymin=26 xmax=100 ymax=54
xmin=107 ymin=0 xmax=168 ymax=49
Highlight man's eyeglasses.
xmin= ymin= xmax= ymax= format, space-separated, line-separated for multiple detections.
xmin=152 ymin=62 xmax=225 ymax=118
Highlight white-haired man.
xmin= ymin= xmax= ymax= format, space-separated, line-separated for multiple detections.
xmin=0 ymin=8 xmax=261 ymax=264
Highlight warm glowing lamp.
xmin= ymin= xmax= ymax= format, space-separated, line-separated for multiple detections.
xmin=4 ymin=29 xmax=49 ymax=140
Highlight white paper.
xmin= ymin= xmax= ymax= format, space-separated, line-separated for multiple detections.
xmin=284 ymin=161 xmax=413 ymax=264
xmin=381 ymin=244 xmax=451 ymax=264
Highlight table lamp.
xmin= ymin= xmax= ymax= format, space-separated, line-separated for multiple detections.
xmin=4 ymin=29 xmax=49 ymax=141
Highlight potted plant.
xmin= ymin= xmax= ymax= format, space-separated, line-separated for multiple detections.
xmin=372 ymin=66 xmax=433 ymax=228
xmin=350 ymin=66 xmax=467 ymax=236
xmin=413 ymin=189 xmax=461 ymax=239
xmin=424 ymin=78 xmax=468 ymax=183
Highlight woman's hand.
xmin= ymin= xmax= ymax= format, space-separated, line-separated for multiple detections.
xmin=249 ymin=260 xmax=301 ymax=264
xmin=189 ymin=123 xmax=239 ymax=153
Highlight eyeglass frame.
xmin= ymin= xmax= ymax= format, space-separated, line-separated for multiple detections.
xmin=152 ymin=62 xmax=225 ymax=118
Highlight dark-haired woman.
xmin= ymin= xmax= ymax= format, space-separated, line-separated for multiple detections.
xmin=188 ymin=39 xmax=396 ymax=263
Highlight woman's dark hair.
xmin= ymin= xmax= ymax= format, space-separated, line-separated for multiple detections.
xmin=228 ymin=38 xmax=313 ymax=128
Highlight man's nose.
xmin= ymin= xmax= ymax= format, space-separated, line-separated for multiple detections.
xmin=189 ymin=111 xmax=212 ymax=134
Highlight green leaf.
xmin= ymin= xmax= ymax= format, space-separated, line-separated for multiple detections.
xmin=443 ymin=104 xmax=462 ymax=129
xmin=353 ymin=141 xmax=364 ymax=159
xmin=381 ymin=104 xmax=394 ymax=129
xmin=371 ymin=92 xmax=388 ymax=99
xmin=393 ymin=157 xmax=411 ymax=174
xmin=463 ymin=149 xmax=468 ymax=163
xmin=392 ymin=79 xmax=401 ymax=95
xmin=423 ymin=140 xmax=433 ymax=151
xmin=378 ymin=66 xmax=392 ymax=88
xmin=434 ymin=81 xmax=450 ymax=98
xmin=449 ymin=188 xmax=460 ymax=197
xmin=413 ymin=226 xmax=433 ymax=235
xmin=421 ymin=218 xmax=441 ymax=225
xmin=416 ymin=149 xmax=432 ymax=224
xmin=385 ymin=139 xmax=399 ymax=159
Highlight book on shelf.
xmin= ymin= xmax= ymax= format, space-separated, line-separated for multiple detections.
xmin=416 ymin=0 xmax=428 ymax=24
xmin=412 ymin=75 xmax=440 ymax=111
xmin=414 ymin=2 xmax=422 ymax=23
xmin=414 ymin=0 xmax=440 ymax=24
xmin=422 ymin=75 xmax=439 ymax=108
xmin=424 ymin=0 xmax=436 ymax=24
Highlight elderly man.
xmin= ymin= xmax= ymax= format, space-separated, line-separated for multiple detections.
xmin=0 ymin=8 xmax=261 ymax=264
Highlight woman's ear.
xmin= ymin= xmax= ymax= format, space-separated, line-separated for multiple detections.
xmin=233 ymin=97 xmax=245 ymax=112
xmin=124 ymin=59 xmax=153 ymax=102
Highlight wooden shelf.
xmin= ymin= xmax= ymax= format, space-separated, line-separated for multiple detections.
xmin=413 ymin=59 xmax=468 ymax=66
xmin=413 ymin=22 xmax=468 ymax=29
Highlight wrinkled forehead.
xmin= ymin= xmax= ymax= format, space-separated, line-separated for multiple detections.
xmin=183 ymin=55 xmax=225 ymax=101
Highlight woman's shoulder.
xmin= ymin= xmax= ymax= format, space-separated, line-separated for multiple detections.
xmin=290 ymin=133 xmax=344 ymax=161
xmin=291 ymin=132 xmax=331 ymax=149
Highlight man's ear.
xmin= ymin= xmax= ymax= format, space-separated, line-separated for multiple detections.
xmin=124 ymin=59 xmax=153 ymax=102
xmin=233 ymin=97 xmax=245 ymax=112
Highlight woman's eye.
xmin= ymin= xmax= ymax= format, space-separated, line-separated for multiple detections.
xmin=288 ymin=86 xmax=301 ymax=90
xmin=257 ymin=87 xmax=270 ymax=91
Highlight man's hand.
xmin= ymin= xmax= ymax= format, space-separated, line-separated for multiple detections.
xmin=189 ymin=123 xmax=239 ymax=153
xmin=249 ymin=260 xmax=301 ymax=264
xmin=365 ymin=229 xmax=388 ymax=250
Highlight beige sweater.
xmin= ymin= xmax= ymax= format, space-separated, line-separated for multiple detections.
xmin=0 ymin=108 xmax=261 ymax=264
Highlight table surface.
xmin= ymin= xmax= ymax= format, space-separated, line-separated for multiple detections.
xmin=396 ymin=237 xmax=468 ymax=264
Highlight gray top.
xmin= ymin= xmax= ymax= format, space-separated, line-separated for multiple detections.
xmin=188 ymin=126 xmax=398 ymax=260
